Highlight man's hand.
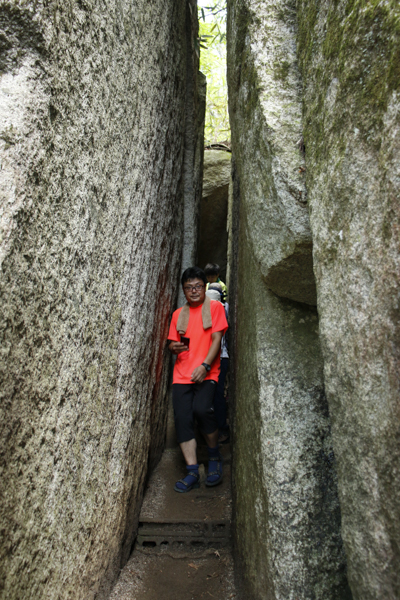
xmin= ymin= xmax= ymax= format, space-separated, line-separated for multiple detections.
xmin=169 ymin=341 xmax=189 ymax=355
xmin=191 ymin=365 xmax=207 ymax=383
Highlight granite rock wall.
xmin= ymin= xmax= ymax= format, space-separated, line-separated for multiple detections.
xmin=228 ymin=0 xmax=400 ymax=598
xmin=232 ymin=218 xmax=350 ymax=600
xmin=297 ymin=1 xmax=400 ymax=598
xmin=227 ymin=0 xmax=350 ymax=597
xmin=178 ymin=54 xmax=206 ymax=308
xmin=0 ymin=1 xmax=201 ymax=598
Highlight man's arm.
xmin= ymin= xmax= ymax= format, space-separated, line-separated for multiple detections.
xmin=167 ymin=310 xmax=188 ymax=354
xmin=191 ymin=331 xmax=223 ymax=383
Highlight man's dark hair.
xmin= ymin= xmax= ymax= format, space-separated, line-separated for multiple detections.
xmin=181 ymin=266 xmax=207 ymax=286
xmin=204 ymin=263 xmax=220 ymax=276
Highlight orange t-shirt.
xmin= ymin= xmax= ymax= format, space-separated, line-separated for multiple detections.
xmin=168 ymin=300 xmax=228 ymax=384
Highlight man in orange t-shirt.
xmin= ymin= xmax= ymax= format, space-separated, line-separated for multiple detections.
xmin=168 ymin=266 xmax=228 ymax=493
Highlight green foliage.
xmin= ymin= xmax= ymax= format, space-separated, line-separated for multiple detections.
xmin=198 ymin=1 xmax=230 ymax=145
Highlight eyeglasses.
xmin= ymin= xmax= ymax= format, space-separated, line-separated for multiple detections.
xmin=183 ymin=284 xmax=204 ymax=292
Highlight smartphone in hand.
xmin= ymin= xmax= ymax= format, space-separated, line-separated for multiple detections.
xmin=180 ymin=335 xmax=190 ymax=348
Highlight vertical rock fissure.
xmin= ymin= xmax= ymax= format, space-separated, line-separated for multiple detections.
xmin=197 ymin=148 xmax=232 ymax=278
xmin=1 ymin=0 xmax=398 ymax=597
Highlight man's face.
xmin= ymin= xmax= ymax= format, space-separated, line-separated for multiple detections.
xmin=183 ymin=278 xmax=206 ymax=307
xmin=207 ymin=274 xmax=218 ymax=283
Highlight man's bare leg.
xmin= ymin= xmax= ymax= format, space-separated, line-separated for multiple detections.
xmin=180 ymin=438 xmax=197 ymax=465
xmin=203 ymin=429 xmax=219 ymax=448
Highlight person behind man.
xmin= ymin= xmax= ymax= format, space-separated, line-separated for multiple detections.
xmin=168 ymin=267 xmax=228 ymax=493
xmin=206 ymin=283 xmax=230 ymax=444
xmin=204 ymin=263 xmax=228 ymax=298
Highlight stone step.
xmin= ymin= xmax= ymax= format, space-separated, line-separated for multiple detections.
xmin=110 ymin=442 xmax=242 ymax=599
xmin=137 ymin=519 xmax=231 ymax=552
xmin=136 ymin=445 xmax=232 ymax=553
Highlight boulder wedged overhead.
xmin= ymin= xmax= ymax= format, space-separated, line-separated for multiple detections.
xmin=0 ymin=1 xmax=202 ymax=598
xmin=297 ymin=0 xmax=400 ymax=597
xmin=227 ymin=0 xmax=350 ymax=597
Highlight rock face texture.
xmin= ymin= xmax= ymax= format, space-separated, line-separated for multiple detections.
xmin=0 ymin=1 xmax=201 ymax=599
xmin=197 ymin=150 xmax=231 ymax=281
xmin=227 ymin=0 xmax=350 ymax=598
xmin=228 ymin=0 xmax=316 ymax=307
xmin=232 ymin=232 xmax=349 ymax=600
xmin=297 ymin=2 xmax=400 ymax=598
xmin=228 ymin=0 xmax=400 ymax=598
xmin=178 ymin=66 xmax=206 ymax=308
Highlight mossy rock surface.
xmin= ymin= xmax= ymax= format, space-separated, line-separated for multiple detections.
xmin=227 ymin=0 xmax=351 ymax=597
xmin=297 ymin=0 xmax=400 ymax=598
xmin=227 ymin=0 xmax=317 ymax=306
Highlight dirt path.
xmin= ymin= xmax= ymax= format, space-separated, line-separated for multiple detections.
xmin=110 ymin=552 xmax=238 ymax=600
xmin=109 ymin=441 xmax=242 ymax=600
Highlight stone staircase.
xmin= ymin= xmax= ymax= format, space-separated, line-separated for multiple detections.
xmin=109 ymin=405 xmax=241 ymax=600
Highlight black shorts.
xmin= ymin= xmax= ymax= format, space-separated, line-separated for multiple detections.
xmin=172 ymin=381 xmax=218 ymax=443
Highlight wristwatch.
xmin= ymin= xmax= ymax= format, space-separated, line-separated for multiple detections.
xmin=201 ymin=362 xmax=211 ymax=372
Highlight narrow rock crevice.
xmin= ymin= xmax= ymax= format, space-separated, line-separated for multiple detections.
xmin=1 ymin=0 xmax=399 ymax=599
